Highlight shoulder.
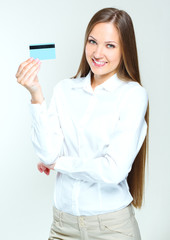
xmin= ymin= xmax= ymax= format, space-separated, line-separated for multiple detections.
xmin=124 ymin=81 xmax=148 ymax=102
xmin=118 ymin=80 xmax=149 ymax=112
xmin=117 ymin=81 xmax=149 ymax=120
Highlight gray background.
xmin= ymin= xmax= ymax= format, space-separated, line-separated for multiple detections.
xmin=0 ymin=0 xmax=169 ymax=239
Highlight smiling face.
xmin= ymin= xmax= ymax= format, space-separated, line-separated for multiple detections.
xmin=85 ymin=22 xmax=122 ymax=86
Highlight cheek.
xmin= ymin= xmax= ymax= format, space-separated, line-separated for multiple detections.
xmin=109 ymin=50 xmax=121 ymax=64
xmin=85 ymin=45 xmax=93 ymax=64
xmin=85 ymin=43 xmax=95 ymax=57
xmin=85 ymin=46 xmax=89 ymax=62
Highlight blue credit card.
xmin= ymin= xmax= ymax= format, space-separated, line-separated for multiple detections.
xmin=29 ymin=43 xmax=56 ymax=60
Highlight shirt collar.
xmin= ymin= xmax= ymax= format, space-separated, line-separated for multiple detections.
xmin=72 ymin=71 xmax=125 ymax=93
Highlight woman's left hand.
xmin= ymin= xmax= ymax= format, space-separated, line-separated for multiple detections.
xmin=37 ymin=162 xmax=56 ymax=175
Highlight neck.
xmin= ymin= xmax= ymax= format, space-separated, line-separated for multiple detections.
xmin=91 ymin=71 xmax=116 ymax=90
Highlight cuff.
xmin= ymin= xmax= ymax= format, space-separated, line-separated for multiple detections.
xmin=29 ymin=99 xmax=47 ymax=120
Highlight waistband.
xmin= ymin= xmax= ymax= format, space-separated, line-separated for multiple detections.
xmin=52 ymin=204 xmax=135 ymax=231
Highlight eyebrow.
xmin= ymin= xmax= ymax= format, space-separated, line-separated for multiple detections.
xmin=88 ymin=35 xmax=118 ymax=44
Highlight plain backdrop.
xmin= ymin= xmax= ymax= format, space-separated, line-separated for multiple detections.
xmin=0 ymin=0 xmax=169 ymax=239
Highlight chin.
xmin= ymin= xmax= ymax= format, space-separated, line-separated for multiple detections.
xmin=90 ymin=68 xmax=109 ymax=77
xmin=91 ymin=67 xmax=117 ymax=79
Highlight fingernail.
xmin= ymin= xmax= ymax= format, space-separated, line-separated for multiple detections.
xmin=35 ymin=58 xmax=39 ymax=62
xmin=29 ymin=57 xmax=34 ymax=61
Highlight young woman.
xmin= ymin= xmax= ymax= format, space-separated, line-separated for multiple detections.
xmin=16 ymin=7 xmax=149 ymax=240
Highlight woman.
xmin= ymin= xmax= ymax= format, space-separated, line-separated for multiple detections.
xmin=16 ymin=7 xmax=149 ymax=240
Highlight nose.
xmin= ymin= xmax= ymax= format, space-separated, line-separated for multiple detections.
xmin=93 ymin=45 xmax=104 ymax=59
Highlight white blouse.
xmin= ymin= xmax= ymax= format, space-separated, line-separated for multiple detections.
xmin=30 ymin=72 xmax=148 ymax=216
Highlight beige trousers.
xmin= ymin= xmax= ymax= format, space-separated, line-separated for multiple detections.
xmin=48 ymin=204 xmax=141 ymax=240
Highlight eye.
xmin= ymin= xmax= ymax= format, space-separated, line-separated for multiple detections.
xmin=88 ymin=39 xmax=96 ymax=44
xmin=107 ymin=44 xmax=115 ymax=48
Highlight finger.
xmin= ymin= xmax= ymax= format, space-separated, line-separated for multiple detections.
xmin=20 ymin=61 xmax=41 ymax=85
xmin=38 ymin=167 xmax=43 ymax=173
xmin=20 ymin=66 xmax=41 ymax=90
xmin=16 ymin=58 xmax=34 ymax=78
xmin=26 ymin=60 xmax=41 ymax=81
xmin=18 ymin=59 xmax=40 ymax=84
xmin=37 ymin=165 xmax=43 ymax=173
xmin=44 ymin=168 xmax=50 ymax=175
xmin=37 ymin=162 xmax=46 ymax=172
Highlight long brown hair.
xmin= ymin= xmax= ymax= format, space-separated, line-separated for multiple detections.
xmin=73 ymin=8 xmax=149 ymax=208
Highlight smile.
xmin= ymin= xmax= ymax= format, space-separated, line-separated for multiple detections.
xmin=92 ymin=58 xmax=107 ymax=67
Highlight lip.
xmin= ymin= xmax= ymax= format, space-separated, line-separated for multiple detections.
xmin=92 ymin=57 xmax=107 ymax=67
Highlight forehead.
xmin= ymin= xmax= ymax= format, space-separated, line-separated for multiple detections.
xmin=89 ymin=22 xmax=120 ymax=43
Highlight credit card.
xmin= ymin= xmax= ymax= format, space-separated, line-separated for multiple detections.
xmin=29 ymin=43 xmax=56 ymax=60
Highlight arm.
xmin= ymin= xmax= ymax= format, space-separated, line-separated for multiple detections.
xmin=53 ymin=85 xmax=148 ymax=184
xmin=30 ymin=88 xmax=64 ymax=165
xmin=16 ymin=58 xmax=64 ymax=165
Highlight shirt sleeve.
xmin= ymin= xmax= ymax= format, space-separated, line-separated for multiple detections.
xmin=30 ymin=88 xmax=64 ymax=165
xmin=54 ymin=85 xmax=149 ymax=184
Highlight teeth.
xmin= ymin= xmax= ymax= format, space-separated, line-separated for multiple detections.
xmin=93 ymin=58 xmax=106 ymax=65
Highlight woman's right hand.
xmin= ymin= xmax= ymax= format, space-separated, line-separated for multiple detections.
xmin=16 ymin=58 xmax=44 ymax=104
